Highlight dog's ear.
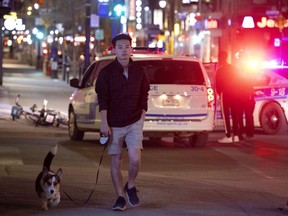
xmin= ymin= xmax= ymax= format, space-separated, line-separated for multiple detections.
xmin=42 ymin=167 xmax=49 ymax=177
xmin=56 ymin=168 xmax=63 ymax=180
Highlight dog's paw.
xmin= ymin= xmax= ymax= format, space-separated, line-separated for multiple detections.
xmin=40 ymin=201 xmax=48 ymax=211
xmin=279 ymin=206 xmax=288 ymax=214
xmin=41 ymin=205 xmax=48 ymax=211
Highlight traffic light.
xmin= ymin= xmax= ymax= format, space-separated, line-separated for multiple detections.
xmin=32 ymin=26 xmax=45 ymax=40
xmin=111 ymin=0 xmax=125 ymax=17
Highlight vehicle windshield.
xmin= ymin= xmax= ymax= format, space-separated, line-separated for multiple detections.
xmin=256 ymin=67 xmax=288 ymax=86
xmin=137 ymin=60 xmax=205 ymax=85
xmin=267 ymin=68 xmax=288 ymax=79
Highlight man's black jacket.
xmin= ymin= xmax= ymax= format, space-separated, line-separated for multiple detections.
xmin=95 ymin=58 xmax=150 ymax=127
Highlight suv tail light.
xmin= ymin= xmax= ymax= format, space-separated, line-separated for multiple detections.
xmin=207 ymin=88 xmax=214 ymax=108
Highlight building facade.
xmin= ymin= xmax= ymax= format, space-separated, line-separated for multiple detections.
xmin=128 ymin=0 xmax=287 ymax=64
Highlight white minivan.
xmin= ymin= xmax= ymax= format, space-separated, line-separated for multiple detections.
xmin=68 ymin=54 xmax=215 ymax=147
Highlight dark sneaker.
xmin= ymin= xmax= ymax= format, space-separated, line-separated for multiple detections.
xmin=112 ymin=196 xmax=126 ymax=211
xmin=124 ymin=183 xmax=139 ymax=206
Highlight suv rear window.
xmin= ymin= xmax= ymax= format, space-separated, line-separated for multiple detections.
xmin=136 ymin=60 xmax=205 ymax=85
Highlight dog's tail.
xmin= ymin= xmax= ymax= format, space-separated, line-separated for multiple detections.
xmin=43 ymin=145 xmax=58 ymax=170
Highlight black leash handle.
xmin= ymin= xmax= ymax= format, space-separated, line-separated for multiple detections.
xmin=61 ymin=144 xmax=107 ymax=205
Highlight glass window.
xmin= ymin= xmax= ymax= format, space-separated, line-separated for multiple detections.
xmin=80 ymin=62 xmax=97 ymax=88
xmin=257 ymin=68 xmax=288 ymax=85
xmin=92 ymin=59 xmax=114 ymax=82
xmin=270 ymin=68 xmax=288 ymax=79
xmin=136 ymin=60 xmax=205 ymax=85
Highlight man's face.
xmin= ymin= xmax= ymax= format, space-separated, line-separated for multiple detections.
xmin=113 ymin=39 xmax=131 ymax=61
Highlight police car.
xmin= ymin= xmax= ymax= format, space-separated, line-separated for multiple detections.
xmin=253 ymin=66 xmax=288 ymax=134
xmin=214 ymin=65 xmax=288 ymax=134
xmin=68 ymin=54 xmax=215 ymax=147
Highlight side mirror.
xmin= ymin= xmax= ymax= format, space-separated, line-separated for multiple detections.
xmin=70 ymin=78 xmax=80 ymax=88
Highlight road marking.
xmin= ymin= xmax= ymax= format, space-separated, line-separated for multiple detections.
xmin=0 ymin=147 xmax=23 ymax=165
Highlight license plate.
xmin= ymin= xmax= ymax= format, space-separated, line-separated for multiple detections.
xmin=162 ymin=97 xmax=179 ymax=106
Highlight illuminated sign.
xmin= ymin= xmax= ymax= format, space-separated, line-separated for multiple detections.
xmin=205 ymin=19 xmax=218 ymax=29
xmin=129 ymin=0 xmax=135 ymax=20
xmin=242 ymin=16 xmax=255 ymax=28
xmin=257 ymin=17 xmax=278 ymax=28
xmin=135 ymin=0 xmax=142 ymax=30
xmin=98 ymin=2 xmax=109 ymax=17
xmin=182 ymin=0 xmax=198 ymax=4
xmin=274 ymin=38 xmax=280 ymax=47
xmin=242 ymin=16 xmax=288 ymax=29
xmin=3 ymin=12 xmax=25 ymax=31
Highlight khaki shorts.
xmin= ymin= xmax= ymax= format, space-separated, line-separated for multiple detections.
xmin=108 ymin=118 xmax=144 ymax=155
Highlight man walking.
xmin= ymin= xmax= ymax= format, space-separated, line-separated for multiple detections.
xmin=95 ymin=33 xmax=150 ymax=211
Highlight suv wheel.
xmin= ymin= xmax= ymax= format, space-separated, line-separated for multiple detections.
xmin=69 ymin=109 xmax=84 ymax=141
xmin=189 ymin=132 xmax=208 ymax=147
xmin=260 ymin=102 xmax=286 ymax=134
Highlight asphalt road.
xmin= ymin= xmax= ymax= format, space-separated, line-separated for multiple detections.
xmin=1 ymin=122 xmax=288 ymax=216
xmin=1 ymin=59 xmax=288 ymax=216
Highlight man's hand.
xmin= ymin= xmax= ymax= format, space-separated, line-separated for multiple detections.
xmin=100 ymin=122 xmax=111 ymax=137
xmin=100 ymin=110 xmax=110 ymax=136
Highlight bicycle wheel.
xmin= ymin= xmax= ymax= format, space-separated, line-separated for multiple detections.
xmin=57 ymin=117 xmax=68 ymax=126
xmin=25 ymin=113 xmax=40 ymax=126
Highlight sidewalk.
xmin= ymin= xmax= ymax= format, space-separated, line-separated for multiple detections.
xmin=0 ymin=58 xmax=71 ymax=136
xmin=2 ymin=58 xmax=38 ymax=69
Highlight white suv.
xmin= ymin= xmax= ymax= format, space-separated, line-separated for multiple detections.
xmin=68 ymin=54 xmax=215 ymax=147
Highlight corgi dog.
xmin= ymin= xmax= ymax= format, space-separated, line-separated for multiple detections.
xmin=35 ymin=145 xmax=63 ymax=210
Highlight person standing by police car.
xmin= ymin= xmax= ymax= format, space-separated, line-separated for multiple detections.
xmin=95 ymin=33 xmax=150 ymax=211
xmin=237 ymin=67 xmax=255 ymax=141
xmin=215 ymin=50 xmax=240 ymax=143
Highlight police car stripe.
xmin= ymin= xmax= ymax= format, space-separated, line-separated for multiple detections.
xmin=254 ymin=87 xmax=288 ymax=98
xmin=146 ymin=113 xmax=207 ymax=118
xmin=255 ymin=96 xmax=287 ymax=101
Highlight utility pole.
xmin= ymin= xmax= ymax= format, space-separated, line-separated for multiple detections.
xmin=0 ymin=2 xmax=12 ymax=86
xmin=0 ymin=18 xmax=3 ymax=86
xmin=84 ymin=0 xmax=91 ymax=68
xmin=71 ymin=0 xmax=77 ymax=78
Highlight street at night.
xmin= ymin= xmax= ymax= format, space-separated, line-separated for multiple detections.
xmin=1 ymin=1 xmax=288 ymax=215
xmin=1 ymin=60 xmax=288 ymax=215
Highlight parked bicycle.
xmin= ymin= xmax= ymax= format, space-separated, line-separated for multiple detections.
xmin=27 ymin=99 xmax=69 ymax=127
xmin=11 ymin=95 xmax=68 ymax=127
xmin=55 ymin=111 xmax=69 ymax=127
xmin=27 ymin=99 xmax=56 ymax=126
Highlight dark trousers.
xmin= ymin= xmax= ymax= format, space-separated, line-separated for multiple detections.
xmin=220 ymin=94 xmax=239 ymax=138
xmin=238 ymin=96 xmax=255 ymax=138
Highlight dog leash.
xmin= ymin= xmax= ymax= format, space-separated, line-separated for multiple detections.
xmin=61 ymin=144 xmax=107 ymax=205
xmin=84 ymin=144 xmax=107 ymax=204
